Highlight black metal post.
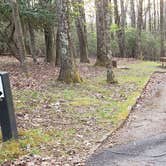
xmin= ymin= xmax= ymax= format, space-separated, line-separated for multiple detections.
xmin=0 ymin=72 xmax=18 ymax=141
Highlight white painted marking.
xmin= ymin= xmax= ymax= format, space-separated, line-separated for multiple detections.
xmin=0 ymin=77 xmax=4 ymax=98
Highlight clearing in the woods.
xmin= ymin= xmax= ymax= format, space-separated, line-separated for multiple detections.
xmin=0 ymin=57 xmax=164 ymax=165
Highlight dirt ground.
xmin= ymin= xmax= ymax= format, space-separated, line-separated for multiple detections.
xmin=87 ymin=72 xmax=166 ymax=166
xmin=0 ymin=57 xmax=163 ymax=166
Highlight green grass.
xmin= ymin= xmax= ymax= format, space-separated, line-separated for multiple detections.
xmin=0 ymin=129 xmax=52 ymax=163
xmin=0 ymin=61 xmax=162 ymax=163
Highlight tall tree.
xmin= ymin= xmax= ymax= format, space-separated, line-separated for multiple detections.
xmin=10 ymin=0 xmax=27 ymax=71
xmin=56 ymin=0 xmax=82 ymax=83
xmin=38 ymin=0 xmax=56 ymax=64
xmin=153 ymin=0 xmax=157 ymax=31
xmin=95 ymin=0 xmax=112 ymax=66
xmin=157 ymin=0 xmax=160 ymax=31
xmin=114 ymin=0 xmax=126 ymax=57
xmin=28 ymin=22 xmax=37 ymax=63
xmin=44 ymin=25 xmax=55 ymax=64
xmin=136 ymin=0 xmax=143 ymax=59
xmin=73 ymin=0 xmax=90 ymax=63
xmin=120 ymin=0 xmax=127 ymax=57
xmin=160 ymin=0 xmax=165 ymax=57
xmin=148 ymin=0 xmax=152 ymax=31
xmin=27 ymin=0 xmax=37 ymax=63
xmin=130 ymin=0 xmax=136 ymax=28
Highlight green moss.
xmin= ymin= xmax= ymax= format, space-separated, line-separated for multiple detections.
xmin=0 ymin=129 xmax=52 ymax=164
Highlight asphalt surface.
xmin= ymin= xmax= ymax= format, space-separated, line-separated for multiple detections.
xmin=86 ymin=133 xmax=166 ymax=166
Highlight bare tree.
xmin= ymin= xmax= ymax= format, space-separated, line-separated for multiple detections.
xmin=44 ymin=25 xmax=55 ymax=64
xmin=10 ymin=0 xmax=27 ymax=71
xmin=148 ymin=0 xmax=152 ymax=31
xmin=27 ymin=0 xmax=37 ymax=63
xmin=130 ymin=0 xmax=136 ymax=28
xmin=56 ymin=0 xmax=82 ymax=83
xmin=114 ymin=0 xmax=126 ymax=57
xmin=160 ymin=0 xmax=165 ymax=57
xmin=95 ymin=0 xmax=112 ymax=66
xmin=73 ymin=0 xmax=90 ymax=63
xmin=153 ymin=0 xmax=157 ymax=31
xmin=136 ymin=0 xmax=143 ymax=59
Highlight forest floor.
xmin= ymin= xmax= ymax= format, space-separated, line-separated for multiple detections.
xmin=86 ymin=72 xmax=166 ymax=166
xmin=0 ymin=57 xmax=164 ymax=165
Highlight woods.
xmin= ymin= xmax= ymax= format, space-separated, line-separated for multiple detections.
xmin=0 ymin=0 xmax=166 ymax=165
xmin=0 ymin=0 xmax=165 ymax=80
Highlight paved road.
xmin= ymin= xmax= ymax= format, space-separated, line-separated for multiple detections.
xmin=86 ymin=73 xmax=166 ymax=166
xmin=87 ymin=133 xmax=166 ymax=166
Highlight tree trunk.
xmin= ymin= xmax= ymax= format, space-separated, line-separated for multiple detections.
xmin=157 ymin=0 xmax=160 ymax=31
xmin=120 ymin=0 xmax=127 ymax=57
xmin=114 ymin=0 xmax=126 ymax=58
xmin=44 ymin=25 xmax=55 ymax=64
xmin=104 ymin=0 xmax=112 ymax=56
xmin=143 ymin=2 xmax=147 ymax=31
xmin=28 ymin=22 xmax=37 ymax=63
xmin=74 ymin=0 xmax=90 ymax=63
xmin=136 ymin=0 xmax=143 ymax=59
xmin=11 ymin=0 xmax=27 ymax=71
xmin=57 ymin=0 xmax=82 ymax=83
xmin=153 ymin=0 xmax=157 ymax=32
xmin=55 ymin=28 xmax=61 ymax=66
xmin=95 ymin=0 xmax=112 ymax=66
xmin=130 ymin=0 xmax=136 ymax=28
xmin=160 ymin=0 xmax=165 ymax=57
xmin=148 ymin=0 xmax=152 ymax=32
xmin=27 ymin=0 xmax=37 ymax=63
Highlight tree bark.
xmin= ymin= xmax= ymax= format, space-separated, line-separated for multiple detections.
xmin=136 ymin=0 xmax=143 ymax=59
xmin=28 ymin=22 xmax=37 ymax=63
xmin=73 ymin=0 xmax=90 ymax=63
xmin=130 ymin=0 xmax=136 ymax=28
xmin=148 ymin=0 xmax=152 ymax=32
xmin=160 ymin=0 xmax=165 ymax=57
xmin=44 ymin=24 xmax=55 ymax=64
xmin=120 ymin=0 xmax=127 ymax=57
xmin=57 ymin=0 xmax=82 ymax=83
xmin=114 ymin=0 xmax=126 ymax=58
xmin=95 ymin=0 xmax=112 ymax=66
xmin=10 ymin=0 xmax=27 ymax=71
xmin=153 ymin=0 xmax=157 ymax=32
xmin=55 ymin=28 xmax=61 ymax=66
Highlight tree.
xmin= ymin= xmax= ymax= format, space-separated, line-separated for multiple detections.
xmin=160 ymin=0 xmax=165 ymax=57
xmin=28 ymin=22 xmax=37 ymax=63
xmin=95 ymin=0 xmax=112 ymax=66
xmin=56 ymin=0 xmax=82 ymax=83
xmin=38 ymin=0 xmax=56 ymax=64
xmin=27 ymin=0 xmax=37 ymax=63
xmin=136 ymin=0 xmax=143 ymax=59
xmin=114 ymin=0 xmax=126 ymax=58
xmin=130 ymin=0 xmax=136 ymax=28
xmin=153 ymin=0 xmax=157 ymax=31
xmin=120 ymin=0 xmax=127 ymax=57
xmin=73 ymin=0 xmax=90 ymax=63
xmin=10 ymin=0 xmax=27 ymax=71
xmin=44 ymin=24 xmax=55 ymax=64
xmin=148 ymin=0 xmax=152 ymax=32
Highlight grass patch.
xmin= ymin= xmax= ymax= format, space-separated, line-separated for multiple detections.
xmin=0 ymin=129 xmax=52 ymax=164
xmin=0 ymin=60 xmax=162 ymax=164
